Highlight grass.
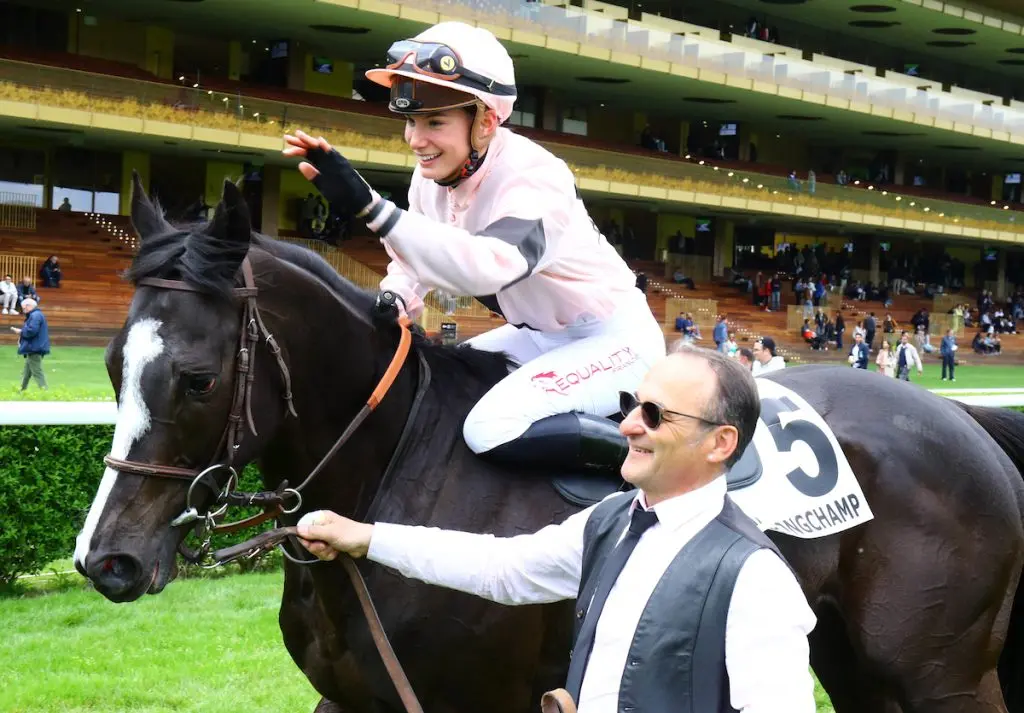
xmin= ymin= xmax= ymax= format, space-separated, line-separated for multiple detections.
xmin=0 ymin=572 xmax=320 ymax=713
xmin=2 ymin=570 xmax=834 ymax=712
xmin=0 ymin=346 xmax=113 ymax=401
xmin=1 ymin=346 xmax=1022 ymax=402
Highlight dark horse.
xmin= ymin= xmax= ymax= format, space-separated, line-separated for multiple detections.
xmin=76 ymin=178 xmax=1024 ymax=712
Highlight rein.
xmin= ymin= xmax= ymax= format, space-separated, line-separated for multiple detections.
xmin=104 ymin=259 xmax=425 ymax=713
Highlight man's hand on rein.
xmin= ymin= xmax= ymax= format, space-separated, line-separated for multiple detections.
xmin=296 ymin=510 xmax=375 ymax=561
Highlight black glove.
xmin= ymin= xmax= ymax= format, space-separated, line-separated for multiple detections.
xmin=304 ymin=145 xmax=374 ymax=217
xmin=373 ymin=291 xmax=426 ymax=339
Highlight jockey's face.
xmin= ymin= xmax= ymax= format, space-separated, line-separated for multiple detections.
xmin=620 ymin=354 xmax=733 ymax=505
xmin=404 ymin=109 xmax=473 ymax=182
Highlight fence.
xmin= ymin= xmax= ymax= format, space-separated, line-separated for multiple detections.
xmin=0 ymin=253 xmax=38 ymax=284
xmin=664 ymin=297 xmax=717 ymax=334
xmin=284 ymin=239 xmax=446 ymax=332
xmin=7 ymin=389 xmax=1022 ymax=425
xmin=0 ymin=192 xmax=37 ymax=231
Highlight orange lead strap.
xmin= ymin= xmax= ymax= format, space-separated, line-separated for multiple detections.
xmin=369 ymin=317 xmax=413 ymax=410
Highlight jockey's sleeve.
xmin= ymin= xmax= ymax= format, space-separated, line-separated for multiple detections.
xmin=362 ymin=186 xmax=564 ymax=296
xmin=365 ymin=500 xmax=600 ymax=605
xmin=379 ymin=246 xmax=428 ymax=319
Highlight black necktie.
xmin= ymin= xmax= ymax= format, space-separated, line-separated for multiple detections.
xmin=565 ymin=506 xmax=660 ymax=703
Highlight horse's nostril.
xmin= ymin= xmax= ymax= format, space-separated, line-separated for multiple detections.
xmin=88 ymin=553 xmax=144 ymax=600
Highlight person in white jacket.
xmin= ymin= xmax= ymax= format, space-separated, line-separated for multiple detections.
xmin=283 ymin=22 xmax=665 ymax=474
xmin=751 ymin=336 xmax=786 ymax=376
xmin=0 ymin=274 xmax=17 ymax=314
xmin=894 ymin=331 xmax=924 ymax=382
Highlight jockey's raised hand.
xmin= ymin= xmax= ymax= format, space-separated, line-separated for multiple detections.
xmin=283 ymin=130 xmax=377 ymax=218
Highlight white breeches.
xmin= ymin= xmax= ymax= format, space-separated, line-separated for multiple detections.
xmin=462 ymin=291 xmax=667 ymax=453
xmin=0 ymin=292 xmax=15 ymax=310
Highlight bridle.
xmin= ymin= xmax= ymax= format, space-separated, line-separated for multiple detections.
xmin=102 ymin=256 xmax=426 ymax=713
xmin=104 ymin=257 xmax=412 ymax=546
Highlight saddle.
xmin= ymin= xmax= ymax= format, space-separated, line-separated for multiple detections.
xmin=550 ymin=442 xmax=763 ymax=507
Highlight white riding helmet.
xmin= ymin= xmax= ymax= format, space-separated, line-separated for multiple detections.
xmin=365 ymin=21 xmax=517 ymax=124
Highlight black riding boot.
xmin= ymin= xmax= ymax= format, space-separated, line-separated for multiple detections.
xmin=480 ymin=412 xmax=628 ymax=475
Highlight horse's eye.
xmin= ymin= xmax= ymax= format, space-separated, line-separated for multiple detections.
xmin=185 ymin=374 xmax=217 ymax=396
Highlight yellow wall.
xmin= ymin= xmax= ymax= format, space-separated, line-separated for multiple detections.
xmin=205 ymin=160 xmax=244 ymax=208
xmin=228 ymin=40 xmax=244 ymax=81
xmin=69 ymin=15 xmax=146 ymax=68
xmin=751 ymin=133 xmax=810 ymax=170
xmin=120 ymin=150 xmax=150 ymax=216
xmin=587 ymin=108 xmax=636 ymax=145
xmin=304 ymin=55 xmax=354 ymax=98
xmin=144 ymin=26 xmax=175 ymax=80
xmin=279 ymin=168 xmax=317 ymax=231
xmin=657 ymin=213 xmax=696 ymax=254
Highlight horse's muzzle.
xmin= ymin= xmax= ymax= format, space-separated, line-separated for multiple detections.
xmin=85 ymin=552 xmax=146 ymax=602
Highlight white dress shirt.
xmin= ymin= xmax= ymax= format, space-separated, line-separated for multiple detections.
xmin=368 ymin=476 xmax=817 ymax=713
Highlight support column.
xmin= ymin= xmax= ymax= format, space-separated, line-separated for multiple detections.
xmin=713 ymin=219 xmax=734 ymax=277
xmin=228 ymin=40 xmax=244 ymax=81
xmin=997 ymin=248 xmax=1007 ymax=300
xmin=870 ymin=236 xmax=881 ymax=286
xmin=540 ymin=88 xmax=559 ymax=132
xmin=261 ymin=165 xmax=282 ymax=238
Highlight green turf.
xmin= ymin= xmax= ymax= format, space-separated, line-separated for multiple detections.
xmin=1 ymin=571 xmax=834 ymax=712
xmin=2 ymin=346 xmax=1023 ymax=402
xmin=0 ymin=572 xmax=321 ymax=713
xmin=0 ymin=346 xmax=113 ymax=401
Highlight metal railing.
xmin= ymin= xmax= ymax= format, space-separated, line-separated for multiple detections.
xmin=0 ymin=254 xmax=38 ymax=283
xmin=0 ymin=191 xmax=38 ymax=231
xmin=285 ymin=238 xmax=448 ymax=331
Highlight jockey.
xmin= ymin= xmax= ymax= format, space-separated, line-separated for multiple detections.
xmin=283 ymin=21 xmax=666 ymax=475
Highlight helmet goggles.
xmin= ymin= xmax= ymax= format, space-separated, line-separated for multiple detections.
xmin=385 ymin=40 xmax=516 ymax=98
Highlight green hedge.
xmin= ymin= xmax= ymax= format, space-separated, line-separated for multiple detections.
xmin=0 ymin=425 xmax=267 ymax=584
xmin=4 ymin=406 xmax=1024 ymax=583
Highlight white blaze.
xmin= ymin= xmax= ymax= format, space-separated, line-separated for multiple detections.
xmin=74 ymin=319 xmax=165 ymax=567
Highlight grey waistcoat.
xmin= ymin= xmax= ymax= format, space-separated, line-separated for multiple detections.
xmin=573 ymin=490 xmax=785 ymax=713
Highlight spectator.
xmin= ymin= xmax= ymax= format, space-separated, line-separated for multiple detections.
xmin=807 ymin=170 xmax=816 ymax=195
xmin=724 ymin=332 xmax=738 ymax=357
xmin=848 ymin=332 xmax=869 ymax=370
xmin=17 ymin=276 xmax=38 ymax=306
xmin=11 ymin=298 xmax=49 ymax=391
xmin=769 ymin=273 xmax=781 ymax=312
xmin=863 ymin=312 xmax=877 ymax=351
xmin=674 ymin=312 xmax=688 ymax=334
xmin=736 ymin=347 xmax=754 ymax=370
xmin=875 ymin=340 xmax=895 ymax=377
xmin=940 ymin=328 xmax=957 ymax=382
xmin=834 ymin=310 xmax=845 ymax=350
xmin=635 ymin=271 xmax=648 ymax=294
xmin=882 ymin=313 xmax=898 ymax=334
xmin=752 ymin=336 xmax=785 ymax=375
xmin=0 ymin=274 xmax=17 ymax=314
xmin=713 ymin=314 xmax=728 ymax=353
xmin=894 ymin=331 xmax=923 ymax=382
xmin=57 ymin=197 xmax=72 ymax=212
xmin=39 ymin=256 xmax=62 ymax=288
xmin=671 ymin=269 xmax=695 ymax=290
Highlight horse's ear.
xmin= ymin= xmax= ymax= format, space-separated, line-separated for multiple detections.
xmin=207 ymin=179 xmax=252 ymax=245
xmin=129 ymin=170 xmax=164 ymax=239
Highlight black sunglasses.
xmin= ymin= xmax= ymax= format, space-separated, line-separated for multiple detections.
xmin=618 ymin=391 xmax=726 ymax=430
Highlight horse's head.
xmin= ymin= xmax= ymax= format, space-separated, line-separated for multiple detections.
xmin=75 ymin=173 xmax=284 ymax=602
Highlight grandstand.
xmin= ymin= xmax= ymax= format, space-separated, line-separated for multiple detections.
xmin=0 ymin=0 xmax=1021 ymax=368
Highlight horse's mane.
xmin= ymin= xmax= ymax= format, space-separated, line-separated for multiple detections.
xmin=124 ymin=219 xmax=513 ymax=394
